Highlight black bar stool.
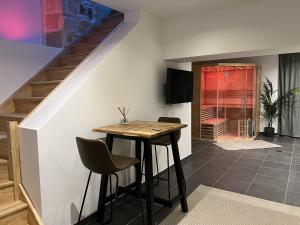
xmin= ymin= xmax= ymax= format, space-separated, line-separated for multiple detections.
xmin=76 ymin=137 xmax=145 ymax=225
xmin=142 ymin=117 xmax=181 ymax=200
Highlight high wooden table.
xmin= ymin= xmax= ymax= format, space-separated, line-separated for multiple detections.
xmin=93 ymin=121 xmax=188 ymax=225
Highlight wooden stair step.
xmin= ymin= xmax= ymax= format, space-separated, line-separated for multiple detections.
xmin=30 ymin=80 xmax=61 ymax=85
xmin=0 ymin=180 xmax=14 ymax=204
xmin=103 ymin=13 xmax=124 ymax=22
xmin=98 ymin=20 xmax=122 ymax=30
xmin=80 ymin=32 xmax=109 ymax=44
xmin=0 ymin=180 xmax=13 ymax=189
xmin=0 ymin=200 xmax=28 ymax=224
xmin=100 ymin=15 xmax=124 ymax=26
xmin=93 ymin=22 xmax=121 ymax=33
xmin=14 ymin=97 xmax=44 ymax=113
xmin=45 ymin=66 xmax=75 ymax=80
xmin=0 ymin=132 xmax=8 ymax=160
xmin=71 ymin=41 xmax=100 ymax=54
xmin=0 ymin=113 xmax=27 ymax=122
xmin=0 ymin=132 xmax=7 ymax=141
xmin=59 ymin=53 xmax=88 ymax=66
xmin=0 ymin=159 xmax=9 ymax=180
xmin=0 ymin=120 xmax=8 ymax=134
xmin=30 ymin=80 xmax=61 ymax=97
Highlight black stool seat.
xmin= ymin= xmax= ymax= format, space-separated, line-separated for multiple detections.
xmin=152 ymin=136 xmax=171 ymax=146
xmin=112 ymin=154 xmax=140 ymax=171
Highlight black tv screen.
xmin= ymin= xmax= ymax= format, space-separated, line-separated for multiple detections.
xmin=165 ymin=68 xmax=193 ymax=104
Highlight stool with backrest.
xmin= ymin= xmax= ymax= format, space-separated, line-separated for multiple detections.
xmin=76 ymin=137 xmax=144 ymax=225
xmin=142 ymin=117 xmax=181 ymax=200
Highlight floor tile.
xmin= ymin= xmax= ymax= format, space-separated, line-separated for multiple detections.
xmin=237 ymin=156 xmax=263 ymax=167
xmin=265 ymin=151 xmax=292 ymax=164
xmin=290 ymin=171 xmax=300 ymax=182
xmin=262 ymin=160 xmax=290 ymax=171
xmin=287 ymin=181 xmax=300 ymax=193
xmin=252 ymin=175 xmax=288 ymax=191
xmin=291 ymin=164 xmax=300 ymax=173
xmin=247 ymin=183 xmax=286 ymax=203
xmin=229 ymin=163 xmax=260 ymax=175
xmin=285 ymin=191 xmax=300 ymax=207
xmin=192 ymin=167 xmax=226 ymax=187
xmin=112 ymin=197 xmax=146 ymax=224
xmin=202 ymin=158 xmax=235 ymax=170
xmin=257 ymin=167 xmax=290 ymax=181
xmin=214 ymin=171 xmax=253 ymax=194
xmin=242 ymin=149 xmax=268 ymax=160
xmin=294 ymin=147 xmax=300 ymax=154
xmin=215 ymin=179 xmax=250 ymax=194
xmin=222 ymin=170 xmax=256 ymax=183
xmin=292 ymin=153 xmax=300 ymax=165
xmin=195 ymin=146 xmax=224 ymax=155
xmin=275 ymin=147 xmax=294 ymax=153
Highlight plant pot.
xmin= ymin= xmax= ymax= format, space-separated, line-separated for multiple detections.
xmin=264 ymin=127 xmax=275 ymax=137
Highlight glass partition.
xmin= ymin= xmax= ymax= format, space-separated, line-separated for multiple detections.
xmin=200 ymin=65 xmax=256 ymax=141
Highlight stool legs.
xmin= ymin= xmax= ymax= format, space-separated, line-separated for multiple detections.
xmin=135 ymin=164 xmax=145 ymax=225
xmin=77 ymin=171 xmax=92 ymax=225
xmin=110 ymin=173 xmax=119 ymax=223
xmin=166 ymin=146 xmax=171 ymax=200
xmin=154 ymin=145 xmax=160 ymax=185
xmin=142 ymin=145 xmax=172 ymax=200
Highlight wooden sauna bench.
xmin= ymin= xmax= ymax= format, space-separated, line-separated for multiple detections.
xmin=201 ymin=106 xmax=229 ymax=140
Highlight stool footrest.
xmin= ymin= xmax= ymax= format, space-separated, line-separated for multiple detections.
xmin=118 ymin=182 xmax=180 ymax=208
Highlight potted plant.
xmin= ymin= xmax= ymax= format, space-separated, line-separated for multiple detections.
xmin=260 ymin=78 xmax=299 ymax=137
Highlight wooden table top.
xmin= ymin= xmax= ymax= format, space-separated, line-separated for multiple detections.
xmin=93 ymin=121 xmax=187 ymax=139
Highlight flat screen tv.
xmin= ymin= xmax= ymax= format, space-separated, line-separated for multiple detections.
xmin=165 ymin=68 xmax=193 ymax=104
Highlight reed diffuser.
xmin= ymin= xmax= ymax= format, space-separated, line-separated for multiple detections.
xmin=118 ymin=107 xmax=130 ymax=124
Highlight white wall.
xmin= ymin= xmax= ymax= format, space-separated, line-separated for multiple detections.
xmin=0 ymin=39 xmax=62 ymax=104
xmin=163 ymin=0 xmax=300 ymax=62
xmin=19 ymin=10 xmax=191 ymax=225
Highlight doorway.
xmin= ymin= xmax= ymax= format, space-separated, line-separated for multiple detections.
xmin=192 ymin=63 xmax=261 ymax=141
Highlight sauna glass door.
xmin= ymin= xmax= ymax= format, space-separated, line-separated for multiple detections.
xmin=200 ymin=65 xmax=256 ymax=141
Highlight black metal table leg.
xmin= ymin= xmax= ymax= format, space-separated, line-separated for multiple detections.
xmin=143 ymin=139 xmax=155 ymax=225
xmin=96 ymin=134 xmax=114 ymax=222
xmin=135 ymin=140 xmax=142 ymax=190
xmin=170 ymin=132 xmax=188 ymax=212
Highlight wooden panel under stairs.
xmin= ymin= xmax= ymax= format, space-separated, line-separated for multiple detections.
xmin=0 ymin=180 xmax=14 ymax=204
xmin=0 ymin=133 xmax=8 ymax=160
xmin=0 ymin=159 xmax=9 ymax=180
xmin=0 ymin=201 xmax=28 ymax=225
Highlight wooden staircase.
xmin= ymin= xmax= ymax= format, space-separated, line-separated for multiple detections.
xmin=0 ymin=11 xmax=124 ymax=225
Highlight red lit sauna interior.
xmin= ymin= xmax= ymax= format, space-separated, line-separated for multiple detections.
xmin=200 ymin=65 xmax=256 ymax=141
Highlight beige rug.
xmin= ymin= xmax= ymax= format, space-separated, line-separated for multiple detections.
xmin=214 ymin=140 xmax=281 ymax=151
xmin=161 ymin=186 xmax=300 ymax=225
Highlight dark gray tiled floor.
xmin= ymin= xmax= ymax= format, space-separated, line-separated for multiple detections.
xmin=85 ymin=135 xmax=300 ymax=225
